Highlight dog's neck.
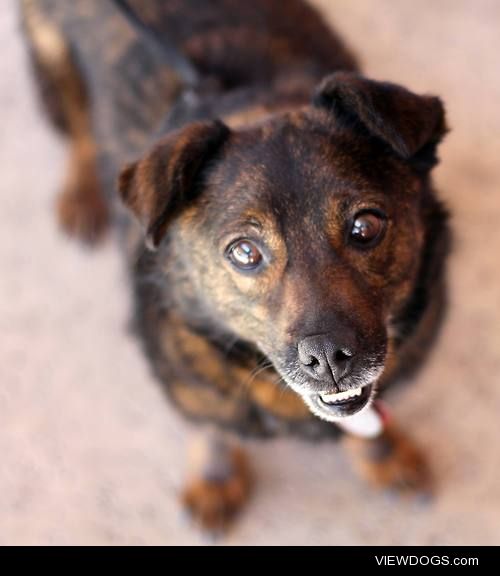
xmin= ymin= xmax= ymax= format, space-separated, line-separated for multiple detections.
xmin=156 ymin=68 xmax=322 ymax=137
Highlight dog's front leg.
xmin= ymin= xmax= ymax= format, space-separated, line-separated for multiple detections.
xmin=340 ymin=405 xmax=433 ymax=497
xmin=181 ymin=429 xmax=252 ymax=535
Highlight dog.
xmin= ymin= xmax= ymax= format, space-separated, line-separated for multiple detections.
xmin=22 ymin=0 xmax=449 ymax=533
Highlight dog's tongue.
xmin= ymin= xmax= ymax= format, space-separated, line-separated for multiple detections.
xmin=335 ymin=402 xmax=389 ymax=438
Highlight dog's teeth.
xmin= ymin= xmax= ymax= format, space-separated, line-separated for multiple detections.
xmin=320 ymin=387 xmax=363 ymax=403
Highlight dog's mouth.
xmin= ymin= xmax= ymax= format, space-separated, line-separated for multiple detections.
xmin=303 ymin=384 xmax=374 ymax=421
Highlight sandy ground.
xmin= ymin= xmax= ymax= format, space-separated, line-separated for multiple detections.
xmin=1 ymin=0 xmax=500 ymax=545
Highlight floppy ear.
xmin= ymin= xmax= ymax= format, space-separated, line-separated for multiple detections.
xmin=313 ymin=72 xmax=447 ymax=170
xmin=118 ymin=120 xmax=230 ymax=249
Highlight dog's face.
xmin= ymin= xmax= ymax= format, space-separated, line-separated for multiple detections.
xmin=119 ymin=72 xmax=446 ymax=422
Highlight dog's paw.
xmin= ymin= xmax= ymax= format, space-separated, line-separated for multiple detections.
xmin=343 ymin=425 xmax=433 ymax=499
xmin=57 ymin=175 xmax=109 ymax=245
xmin=181 ymin=446 xmax=251 ymax=535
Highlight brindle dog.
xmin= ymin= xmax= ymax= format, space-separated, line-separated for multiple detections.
xmin=22 ymin=0 xmax=449 ymax=532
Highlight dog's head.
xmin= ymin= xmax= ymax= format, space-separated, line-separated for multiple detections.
xmin=119 ymin=72 xmax=447 ymax=422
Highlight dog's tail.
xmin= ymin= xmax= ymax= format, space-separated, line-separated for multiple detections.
xmin=20 ymin=0 xmax=87 ymax=136
xmin=21 ymin=0 xmax=201 ymax=137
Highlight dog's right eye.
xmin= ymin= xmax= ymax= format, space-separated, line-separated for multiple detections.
xmin=226 ymin=239 xmax=263 ymax=271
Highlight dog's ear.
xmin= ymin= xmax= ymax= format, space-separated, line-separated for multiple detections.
xmin=118 ymin=120 xmax=230 ymax=249
xmin=313 ymin=72 xmax=447 ymax=171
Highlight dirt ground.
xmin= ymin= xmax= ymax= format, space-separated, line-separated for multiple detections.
xmin=1 ymin=0 xmax=499 ymax=545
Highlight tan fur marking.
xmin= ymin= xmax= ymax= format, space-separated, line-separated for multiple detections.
xmin=170 ymin=384 xmax=243 ymax=422
xmin=246 ymin=377 xmax=311 ymax=419
xmin=22 ymin=0 xmax=67 ymax=68
xmin=223 ymin=106 xmax=270 ymax=129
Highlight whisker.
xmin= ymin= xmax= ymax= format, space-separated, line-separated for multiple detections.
xmin=239 ymin=359 xmax=275 ymax=394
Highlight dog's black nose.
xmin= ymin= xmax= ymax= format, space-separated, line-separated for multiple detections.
xmin=298 ymin=334 xmax=355 ymax=386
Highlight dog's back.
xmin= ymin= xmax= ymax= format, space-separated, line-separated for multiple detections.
xmin=120 ymin=0 xmax=357 ymax=86
xmin=22 ymin=0 xmax=356 ymax=197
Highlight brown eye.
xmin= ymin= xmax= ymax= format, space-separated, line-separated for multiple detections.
xmin=349 ymin=211 xmax=386 ymax=247
xmin=227 ymin=239 xmax=263 ymax=271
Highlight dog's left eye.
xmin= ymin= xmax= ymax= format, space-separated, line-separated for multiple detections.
xmin=349 ymin=210 xmax=387 ymax=247
xmin=226 ymin=239 xmax=263 ymax=271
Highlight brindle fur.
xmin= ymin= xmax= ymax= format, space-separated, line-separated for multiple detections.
xmin=23 ymin=0 xmax=449 ymax=530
